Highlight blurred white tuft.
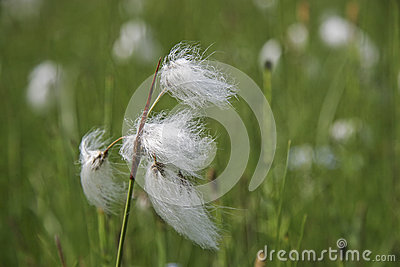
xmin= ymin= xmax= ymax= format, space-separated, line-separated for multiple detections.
xmin=287 ymin=23 xmax=309 ymax=50
xmin=79 ymin=129 xmax=126 ymax=214
xmin=319 ymin=14 xmax=379 ymax=68
xmin=319 ymin=15 xmax=356 ymax=47
xmin=26 ymin=61 xmax=62 ymax=112
xmin=314 ymin=146 xmax=337 ymax=169
xmin=289 ymin=144 xmax=313 ymax=171
xmin=259 ymin=39 xmax=282 ymax=70
xmin=289 ymin=144 xmax=337 ymax=171
xmin=330 ymin=118 xmax=359 ymax=143
xmin=112 ymin=20 xmax=160 ymax=64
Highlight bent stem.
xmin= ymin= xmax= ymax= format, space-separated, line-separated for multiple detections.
xmin=103 ymin=136 xmax=125 ymax=155
xmin=147 ymin=87 xmax=168 ymax=115
xmin=115 ymin=58 xmax=161 ymax=267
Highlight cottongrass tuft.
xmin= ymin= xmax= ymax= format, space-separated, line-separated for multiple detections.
xmin=78 ymin=43 xmax=236 ymax=253
xmin=120 ymin=108 xmax=220 ymax=248
xmin=145 ymin=162 xmax=220 ymax=250
xmin=160 ymin=42 xmax=237 ymax=109
xmin=79 ymin=129 xmax=126 ymax=214
xmin=120 ymin=109 xmax=216 ymax=177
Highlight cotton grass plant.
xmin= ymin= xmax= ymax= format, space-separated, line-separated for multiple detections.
xmin=79 ymin=129 xmax=126 ymax=214
xmin=159 ymin=42 xmax=237 ymax=108
xmin=78 ymin=42 xmax=237 ymax=265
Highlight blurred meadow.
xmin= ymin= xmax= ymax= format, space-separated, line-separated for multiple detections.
xmin=1 ymin=0 xmax=400 ymax=266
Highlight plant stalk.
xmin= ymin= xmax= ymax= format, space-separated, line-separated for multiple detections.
xmin=115 ymin=58 xmax=161 ymax=267
xmin=104 ymin=136 xmax=124 ymax=155
xmin=97 ymin=208 xmax=108 ymax=266
xmin=148 ymin=87 xmax=168 ymax=114
xmin=275 ymin=140 xmax=291 ymax=248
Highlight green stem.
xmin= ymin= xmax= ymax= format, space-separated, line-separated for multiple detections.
xmin=275 ymin=140 xmax=291 ymax=249
xmin=155 ymin=221 xmax=166 ymax=267
xmin=293 ymin=214 xmax=307 ymax=267
xmin=115 ymin=58 xmax=161 ymax=267
xmin=97 ymin=209 xmax=108 ymax=266
xmin=103 ymin=136 xmax=124 ymax=155
xmin=148 ymin=87 xmax=168 ymax=115
xmin=262 ymin=65 xmax=272 ymax=105
xmin=115 ymin=179 xmax=134 ymax=267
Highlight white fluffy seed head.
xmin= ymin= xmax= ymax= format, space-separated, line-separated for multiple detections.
xmin=145 ymin=162 xmax=220 ymax=249
xmin=120 ymin=109 xmax=216 ymax=177
xmin=160 ymin=42 xmax=237 ymax=108
xmin=79 ymin=129 xmax=126 ymax=214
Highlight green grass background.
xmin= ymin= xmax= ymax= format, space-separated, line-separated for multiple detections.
xmin=1 ymin=0 xmax=399 ymax=266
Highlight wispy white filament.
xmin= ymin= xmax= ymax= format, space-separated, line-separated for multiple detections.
xmin=160 ymin=42 xmax=237 ymax=108
xmin=120 ymin=109 xmax=216 ymax=177
xmin=145 ymin=162 xmax=220 ymax=249
xmin=79 ymin=129 xmax=126 ymax=214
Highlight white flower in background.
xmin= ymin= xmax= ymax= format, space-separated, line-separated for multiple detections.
xmin=314 ymin=146 xmax=337 ymax=169
xmin=289 ymin=144 xmax=313 ymax=171
xmin=159 ymin=42 xmax=237 ymax=109
xmin=330 ymin=118 xmax=358 ymax=143
xmin=259 ymin=39 xmax=282 ymax=70
xmin=79 ymin=129 xmax=126 ymax=214
xmin=26 ymin=61 xmax=62 ymax=112
xmin=319 ymin=14 xmax=379 ymax=68
xmin=290 ymin=144 xmax=337 ymax=171
xmin=287 ymin=22 xmax=309 ymax=50
xmin=145 ymin=162 xmax=219 ymax=249
xmin=112 ymin=20 xmax=160 ymax=63
xmin=120 ymin=109 xmax=216 ymax=177
xmin=319 ymin=15 xmax=356 ymax=47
